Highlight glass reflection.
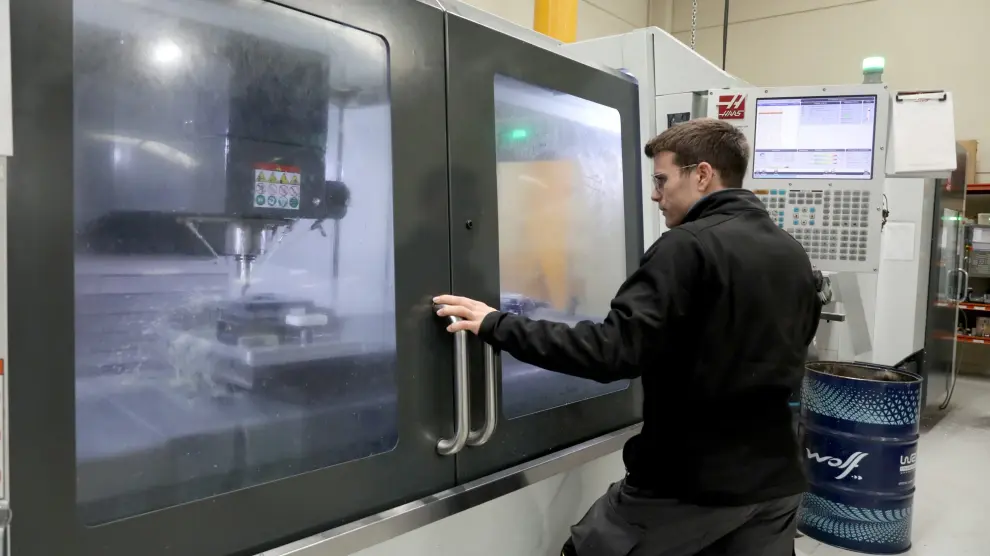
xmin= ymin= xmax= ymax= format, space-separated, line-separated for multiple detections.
xmin=493 ymin=74 xmax=629 ymax=419
xmin=74 ymin=0 xmax=396 ymax=524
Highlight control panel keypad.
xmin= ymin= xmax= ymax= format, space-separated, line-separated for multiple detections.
xmin=822 ymin=190 xmax=872 ymax=232
xmin=755 ymin=188 xmax=874 ymax=263
xmin=787 ymin=189 xmax=823 ymax=227
xmin=754 ymin=189 xmax=787 ymax=227
xmin=785 ymin=227 xmax=870 ymax=262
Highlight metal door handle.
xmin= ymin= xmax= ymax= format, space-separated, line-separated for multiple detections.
xmin=945 ymin=268 xmax=958 ymax=301
xmin=437 ymin=309 xmax=470 ymax=456
xmin=468 ymin=344 xmax=499 ymax=446
xmin=959 ymin=268 xmax=970 ymax=302
xmin=953 ymin=268 xmax=966 ymax=301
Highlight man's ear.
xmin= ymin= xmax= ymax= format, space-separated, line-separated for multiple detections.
xmin=696 ymin=161 xmax=715 ymax=190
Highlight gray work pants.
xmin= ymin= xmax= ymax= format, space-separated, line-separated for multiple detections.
xmin=567 ymin=480 xmax=800 ymax=556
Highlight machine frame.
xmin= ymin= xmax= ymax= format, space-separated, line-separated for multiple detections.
xmin=5 ymin=0 xmax=647 ymax=554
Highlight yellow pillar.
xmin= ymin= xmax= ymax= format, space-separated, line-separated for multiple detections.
xmin=534 ymin=0 xmax=578 ymax=43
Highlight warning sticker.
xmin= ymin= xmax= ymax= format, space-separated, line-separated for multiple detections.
xmin=254 ymin=163 xmax=301 ymax=210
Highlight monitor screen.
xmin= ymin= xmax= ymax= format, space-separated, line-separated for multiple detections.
xmin=752 ymin=95 xmax=877 ymax=180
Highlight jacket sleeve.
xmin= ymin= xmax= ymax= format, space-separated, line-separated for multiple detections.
xmin=477 ymin=230 xmax=705 ymax=383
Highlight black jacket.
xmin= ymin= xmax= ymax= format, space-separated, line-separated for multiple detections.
xmin=479 ymin=188 xmax=821 ymax=506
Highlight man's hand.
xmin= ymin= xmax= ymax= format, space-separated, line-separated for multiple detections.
xmin=433 ymin=295 xmax=498 ymax=335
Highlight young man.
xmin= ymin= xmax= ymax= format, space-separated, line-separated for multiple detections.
xmin=435 ymin=118 xmax=820 ymax=556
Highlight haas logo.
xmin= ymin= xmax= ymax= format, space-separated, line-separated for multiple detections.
xmin=806 ymin=449 xmax=868 ymax=480
xmin=717 ymin=94 xmax=746 ymax=119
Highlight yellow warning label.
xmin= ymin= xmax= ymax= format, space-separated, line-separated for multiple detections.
xmin=290 ymin=174 xmax=299 ymax=185
xmin=267 ymin=173 xmax=277 ymax=183
xmin=279 ymin=173 xmax=289 ymax=185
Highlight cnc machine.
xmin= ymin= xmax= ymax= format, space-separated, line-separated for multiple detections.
xmin=5 ymin=2 xmax=646 ymax=554
xmin=0 ymin=4 xmax=959 ymax=555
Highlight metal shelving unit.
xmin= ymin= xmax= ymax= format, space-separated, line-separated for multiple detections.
xmin=951 ymin=182 xmax=990 ymax=375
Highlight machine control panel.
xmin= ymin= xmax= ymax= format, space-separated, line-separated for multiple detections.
xmin=755 ymin=187 xmax=876 ymax=263
xmin=710 ymin=83 xmax=890 ymax=273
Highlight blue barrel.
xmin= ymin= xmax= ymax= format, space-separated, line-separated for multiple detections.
xmin=798 ymin=361 xmax=922 ymax=554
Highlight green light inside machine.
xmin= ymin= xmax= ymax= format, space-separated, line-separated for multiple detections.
xmin=862 ymin=56 xmax=885 ymax=73
xmin=509 ymin=128 xmax=528 ymax=140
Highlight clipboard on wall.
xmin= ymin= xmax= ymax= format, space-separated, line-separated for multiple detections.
xmin=885 ymin=90 xmax=957 ymax=176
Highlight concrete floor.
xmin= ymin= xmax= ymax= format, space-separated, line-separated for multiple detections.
xmin=796 ymin=376 xmax=990 ymax=556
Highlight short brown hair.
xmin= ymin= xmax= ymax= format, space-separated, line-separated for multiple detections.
xmin=644 ymin=118 xmax=749 ymax=188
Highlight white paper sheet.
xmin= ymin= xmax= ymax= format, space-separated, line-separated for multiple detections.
xmin=887 ymin=92 xmax=957 ymax=175
xmin=882 ymin=222 xmax=916 ymax=261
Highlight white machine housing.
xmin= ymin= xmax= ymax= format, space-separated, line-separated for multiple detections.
xmin=561 ymin=27 xmax=749 ymax=246
xmin=825 ymin=177 xmax=936 ymax=364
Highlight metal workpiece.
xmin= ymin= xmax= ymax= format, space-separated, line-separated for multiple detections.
xmin=437 ymin=312 xmax=470 ymax=456
xmin=467 ymin=345 xmax=498 ymax=446
xmin=261 ymin=424 xmax=641 ymax=556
